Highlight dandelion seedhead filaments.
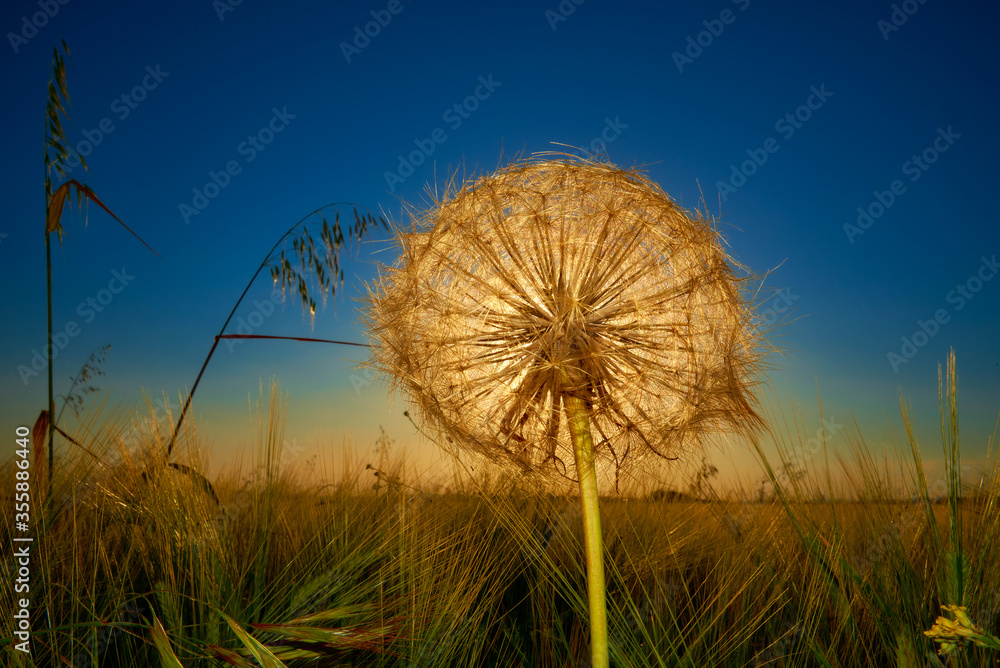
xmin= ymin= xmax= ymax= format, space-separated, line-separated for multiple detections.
xmin=365 ymin=153 xmax=770 ymax=668
xmin=365 ymin=155 xmax=767 ymax=483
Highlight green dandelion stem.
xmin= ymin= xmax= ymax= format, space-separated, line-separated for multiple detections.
xmin=564 ymin=385 xmax=609 ymax=668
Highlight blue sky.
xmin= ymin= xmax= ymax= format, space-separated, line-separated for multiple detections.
xmin=1 ymin=0 xmax=998 ymax=490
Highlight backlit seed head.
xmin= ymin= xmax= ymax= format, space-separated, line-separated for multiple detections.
xmin=364 ymin=155 xmax=768 ymax=481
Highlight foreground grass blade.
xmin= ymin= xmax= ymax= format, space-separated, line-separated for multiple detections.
xmin=280 ymin=604 xmax=375 ymax=626
xmin=149 ymin=616 xmax=185 ymax=668
xmin=208 ymin=644 xmax=265 ymax=667
xmin=218 ymin=611 xmax=289 ymax=668
xmin=251 ymin=618 xmax=404 ymax=651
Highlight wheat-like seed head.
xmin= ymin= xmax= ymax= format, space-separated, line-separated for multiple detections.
xmin=364 ymin=154 xmax=768 ymax=481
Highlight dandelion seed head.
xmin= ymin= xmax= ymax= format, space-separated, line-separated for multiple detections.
xmin=364 ymin=154 xmax=768 ymax=480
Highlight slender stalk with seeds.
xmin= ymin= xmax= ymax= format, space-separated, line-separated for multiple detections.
xmin=56 ymin=343 xmax=111 ymax=424
xmin=163 ymin=204 xmax=387 ymax=460
xmin=364 ymin=153 xmax=770 ymax=667
xmin=41 ymin=41 xmax=158 ymax=508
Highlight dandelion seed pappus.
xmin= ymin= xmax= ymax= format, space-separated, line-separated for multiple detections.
xmin=364 ymin=153 xmax=769 ymax=481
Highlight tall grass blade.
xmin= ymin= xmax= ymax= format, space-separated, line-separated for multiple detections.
xmin=149 ymin=616 xmax=186 ymax=668
xmin=939 ymin=350 xmax=964 ymax=607
xmin=218 ymin=610 xmax=289 ymax=668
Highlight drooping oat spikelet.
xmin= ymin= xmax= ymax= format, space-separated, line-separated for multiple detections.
xmin=365 ymin=154 xmax=767 ymax=481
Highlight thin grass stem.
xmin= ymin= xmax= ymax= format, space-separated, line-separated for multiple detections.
xmin=165 ymin=203 xmax=386 ymax=458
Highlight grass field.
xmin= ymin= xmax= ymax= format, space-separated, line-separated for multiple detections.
xmin=2 ymin=370 xmax=999 ymax=667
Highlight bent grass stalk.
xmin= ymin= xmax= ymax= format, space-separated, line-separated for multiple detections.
xmin=164 ymin=204 xmax=387 ymax=461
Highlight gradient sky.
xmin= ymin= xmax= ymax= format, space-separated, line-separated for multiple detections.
xmin=1 ymin=0 xmax=998 ymax=493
